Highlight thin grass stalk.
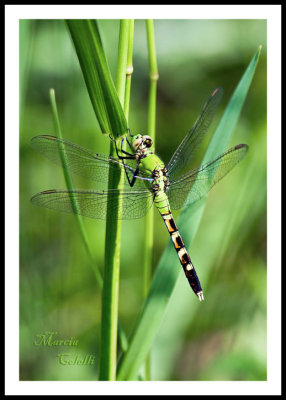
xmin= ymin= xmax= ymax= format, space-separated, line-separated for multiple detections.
xmin=116 ymin=20 xmax=135 ymax=356
xmin=115 ymin=21 xmax=144 ymax=380
xmin=49 ymin=89 xmax=103 ymax=287
xmin=124 ymin=20 xmax=134 ymax=117
xmin=99 ymin=19 xmax=130 ymax=381
xmin=143 ymin=19 xmax=159 ymax=381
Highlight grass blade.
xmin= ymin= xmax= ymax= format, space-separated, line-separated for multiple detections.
xmin=117 ymin=46 xmax=261 ymax=381
xmin=66 ymin=20 xmax=128 ymax=138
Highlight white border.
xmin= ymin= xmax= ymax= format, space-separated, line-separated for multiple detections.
xmin=4 ymin=4 xmax=281 ymax=19
xmin=5 ymin=4 xmax=281 ymax=396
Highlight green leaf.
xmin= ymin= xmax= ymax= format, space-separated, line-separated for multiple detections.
xmin=66 ymin=20 xmax=128 ymax=138
xmin=117 ymin=46 xmax=261 ymax=381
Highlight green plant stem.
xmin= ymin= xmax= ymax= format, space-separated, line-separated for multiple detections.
xmin=116 ymin=20 xmax=130 ymax=103
xmin=143 ymin=19 xmax=159 ymax=381
xmin=117 ymin=21 xmax=135 ymax=356
xmin=124 ymin=20 xmax=134 ymax=117
xmin=99 ymin=19 xmax=130 ymax=381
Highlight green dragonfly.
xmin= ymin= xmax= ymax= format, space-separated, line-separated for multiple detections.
xmin=31 ymin=87 xmax=248 ymax=301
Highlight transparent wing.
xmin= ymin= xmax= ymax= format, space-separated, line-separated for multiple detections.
xmin=167 ymin=87 xmax=223 ymax=180
xmin=30 ymin=135 xmax=153 ymax=189
xmin=167 ymin=144 xmax=248 ymax=210
xmin=31 ymin=188 xmax=154 ymax=220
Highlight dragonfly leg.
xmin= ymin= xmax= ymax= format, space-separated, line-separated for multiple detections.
xmin=129 ymin=165 xmax=140 ymax=187
xmin=120 ymin=149 xmax=134 ymax=156
xmin=126 ymin=137 xmax=133 ymax=152
xmin=120 ymin=137 xmax=134 ymax=156
xmin=110 ymin=136 xmax=140 ymax=187
xmin=111 ymin=136 xmax=135 ymax=159
xmin=127 ymin=127 xmax=133 ymax=137
xmin=120 ymin=162 xmax=141 ymax=187
xmin=117 ymin=161 xmax=140 ymax=187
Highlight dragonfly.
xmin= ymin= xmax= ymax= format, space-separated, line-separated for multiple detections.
xmin=31 ymin=87 xmax=248 ymax=301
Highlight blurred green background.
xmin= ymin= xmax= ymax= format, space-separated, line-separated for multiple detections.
xmin=20 ymin=19 xmax=266 ymax=381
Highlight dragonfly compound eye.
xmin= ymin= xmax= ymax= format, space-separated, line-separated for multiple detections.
xmin=143 ymin=136 xmax=153 ymax=148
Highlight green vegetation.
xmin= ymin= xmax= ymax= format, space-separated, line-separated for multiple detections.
xmin=20 ymin=19 xmax=266 ymax=381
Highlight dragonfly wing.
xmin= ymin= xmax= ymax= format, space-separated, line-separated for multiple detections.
xmin=31 ymin=188 xmax=154 ymax=220
xmin=166 ymin=87 xmax=223 ymax=180
xmin=30 ymin=135 xmax=152 ymax=189
xmin=167 ymin=144 xmax=249 ymax=210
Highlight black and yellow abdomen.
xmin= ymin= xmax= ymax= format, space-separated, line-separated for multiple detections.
xmin=141 ymin=150 xmax=204 ymax=300
xmin=161 ymin=210 xmax=204 ymax=301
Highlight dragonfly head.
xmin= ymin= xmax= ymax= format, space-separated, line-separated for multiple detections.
xmin=131 ymin=134 xmax=153 ymax=151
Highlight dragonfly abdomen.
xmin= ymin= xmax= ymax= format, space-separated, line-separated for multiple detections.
xmin=160 ymin=210 xmax=204 ymax=301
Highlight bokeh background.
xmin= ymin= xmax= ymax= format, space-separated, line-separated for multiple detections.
xmin=20 ymin=19 xmax=267 ymax=380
